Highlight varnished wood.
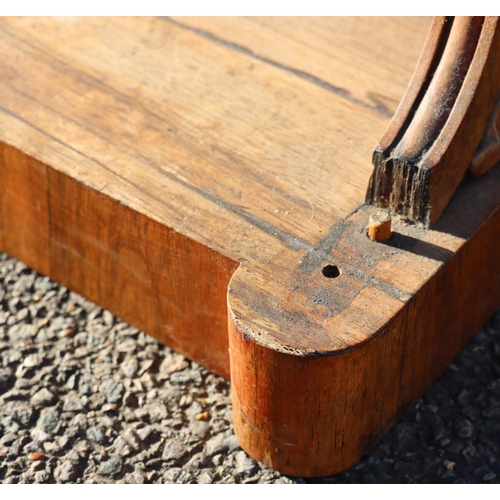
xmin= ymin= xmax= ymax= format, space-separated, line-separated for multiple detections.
xmin=367 ymin=16 xmax=500 ymax=225
xmin=0 ymin=17 xmax=499 ymax=477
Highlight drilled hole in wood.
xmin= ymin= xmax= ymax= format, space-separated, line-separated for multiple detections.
xmin=322 ymin=265 xmax=341 ymax=279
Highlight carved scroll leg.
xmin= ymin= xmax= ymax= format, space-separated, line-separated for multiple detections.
xmin=366 ymin=16 xmax=500 ymax=226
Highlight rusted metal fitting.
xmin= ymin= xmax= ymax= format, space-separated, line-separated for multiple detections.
xmin=368 ymin=209 xmax=392 ymax=242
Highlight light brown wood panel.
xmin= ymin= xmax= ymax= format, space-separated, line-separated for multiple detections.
xmin=0 ymin=16 xmax=388 ymax=259
xmin=0 ymin=15 xmax=396 ymax=377
xmin=171 ymin=16 xmax=431 ymax=116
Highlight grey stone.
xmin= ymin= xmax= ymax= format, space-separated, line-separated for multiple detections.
xmin=0 ymin=368 xmax=13 ymax=389
xmin=197 ymin=471 xmax=213 ymax=484
xmin=2 ymin=416 xmax=20 ymax=434
xmin=143 ymin=402 xmax=167 ymax=422
xmin=184 ymin=452 xmax=207 ymax=470
xmin=70 ymin=413 xmax=88 ymax=429
xmin=78 ymin=383 xmax=91 ymax=396
xmin=120 ymin=359 xmax=138 ymax=378
xmin=122 ymin=428 xmax=142 ymax=450
xmin=162 ymin=439 xmax=188 ymax=463
xmin=169 ymin=369 xmax=202 ymax=385
xmin=99 ymin=379 xmax=124 ymax=404
xmin=113 ymin=436 xmax=132 ymax=457
xmin=66 ymin=449 xmax=80 ymax=463
xmin=34 ymin=470 xmax=51 ymax=483
xmin=43 ymin=441 xmax=60 ymax=453
xmin=124 ymin=471 xmax=146 ymax=484
xmin=74 ymin=440 xmax=92 ymax=457
xmin=234 ymin=451 xmax=258 ymax=478
xmin=447 ymin=440 xmax=464 ymax=454
xmin=23 ymin=440 xmax=43 ymax=453
xmin=54 ymin=461 xmax=79 ymax=482
xmin=116 ymin=338 xmax=137 ymax=353
xmin=66 ymin=373 xmax=78 ymax=390
xmin=30 ymin=388 xmax=57 ymax=407
xmin=57 ymin=434 xmax=71 ymax=449
xmin=99 ymin=457 xmax=122 ymax=477
xmin=4 ymin=400 xmax=34 ymax=426
xmin=163 ymin=467 xmax=193 ymax=484
xmin=86 ymin=426 xmax=106 ymax=445
xmin=185 ymin=402 xmax=202 ymax=419
xmin=455 ymin=417 xmax=474 ymax=438
xmin=159 ymin=354 xmax=188 ymax=374
xmin=63 ymin=391 xmax=84 ymax=412
xmin=1 ymin=433 xmax=17 ymax=445
xmin=189 ymin=420 xmax=210 ymax=440
xmin=37 ymin=406 xmax=60 ymax=434
xmin=85 ymin=473 xmax=112 ymax=484
xmin=223 ymin=434 xmax=240 ymax=452
xmin=136 ymin=425 xmax=155 ymax=442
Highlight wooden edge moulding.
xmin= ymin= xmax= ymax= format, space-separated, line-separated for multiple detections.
xmin=0 ymin=16 xmax=500 ymax=477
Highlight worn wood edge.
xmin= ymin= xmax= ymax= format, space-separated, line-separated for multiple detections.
xmin=228 ymin=181 xmax=500 ymax=477
xmin=227 ymin=160 xmax=500 ymax=358
xmin=228 ymin=162 xmax=500 ymax=476
xmin=366 ymin=16 xmax=500 ymax=226
xmin=0 ymin=141 xmax=239 ymax=378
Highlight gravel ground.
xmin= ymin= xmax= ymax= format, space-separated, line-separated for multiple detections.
xmin=1 ymin=251 xmax=499 ymax=484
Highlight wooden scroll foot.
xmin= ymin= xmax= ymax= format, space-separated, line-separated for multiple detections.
xmin=366 ymin=17 xmax=500 ymax=226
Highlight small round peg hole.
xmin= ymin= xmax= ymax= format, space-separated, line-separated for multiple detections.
xmin=322 ymin=265 xmax=341 ymax=279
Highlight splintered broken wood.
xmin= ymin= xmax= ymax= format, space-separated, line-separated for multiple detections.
xmin=1 ymin=17 xmax=499 ymax=477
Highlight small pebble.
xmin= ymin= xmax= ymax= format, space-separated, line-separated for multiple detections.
xmin=54 ymin=461 xmax=79 ymax=483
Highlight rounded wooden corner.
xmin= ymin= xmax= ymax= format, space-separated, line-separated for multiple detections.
xmin=225 ymin=229 xmax=408 ymax=476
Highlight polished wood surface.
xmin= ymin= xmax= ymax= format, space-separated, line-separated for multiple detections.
xmin=1 ymin=17 xmax=499 ymax=477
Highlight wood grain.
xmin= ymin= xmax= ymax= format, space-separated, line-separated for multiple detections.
xmin=229 ymin=166 xmax=500 ymax=475
xmin=470 ymin=96 xmax=500 ymax=175
xmin=0 ymin=17 xmax=498 ymax=477
xmin=0 ymin=16 xmax=403 ymax=374
xmin=171 ymin=17 xmax=431 ymax=117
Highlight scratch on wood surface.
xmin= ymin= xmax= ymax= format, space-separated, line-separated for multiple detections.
xmin=307 ymin=200 xmax=315 ymax=223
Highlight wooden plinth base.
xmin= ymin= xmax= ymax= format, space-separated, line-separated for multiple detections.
xmin=1 ymin=17 xmax=499 ymax=477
